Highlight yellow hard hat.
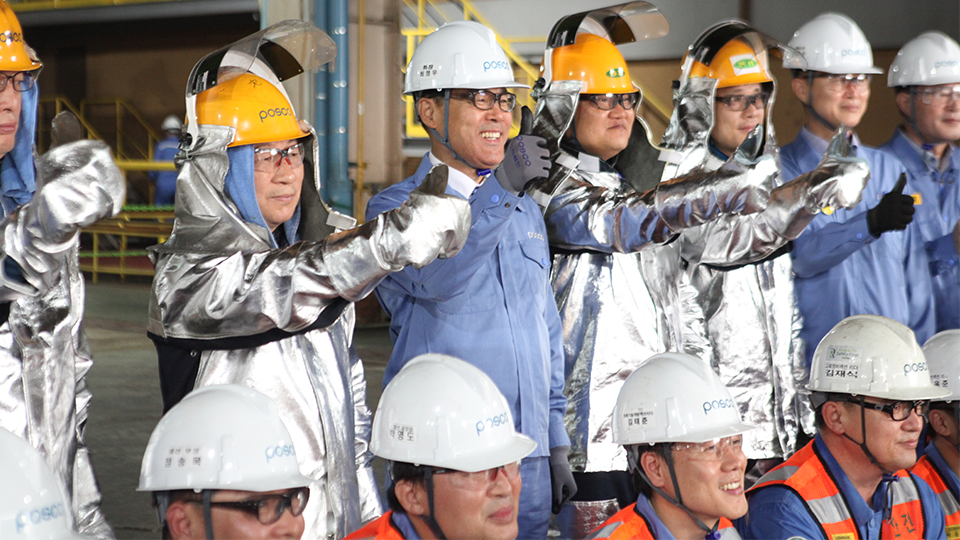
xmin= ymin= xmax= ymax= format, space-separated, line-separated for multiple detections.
xmin=0 ymin=1 xmax=41 ymax=72
xmin=544 ymin=33 xmax=634 ymax=94
xmin=195 ymin=73 xmax=308 ymax=147
xmin=688 ymin=37 xmax=771 ymax=88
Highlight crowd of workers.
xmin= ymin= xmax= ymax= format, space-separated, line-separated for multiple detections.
xmin=0 ymin=1 xmax=956 ymax=539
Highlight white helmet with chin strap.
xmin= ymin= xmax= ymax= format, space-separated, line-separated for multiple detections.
xmin=404 ymin=20 xmax=528 ymax=171
xmin=888 ymin=31 xmax=960 ymax=88
xmin=0 ymin=428 xmax=84 ymax=540
xmin=613 ymin=352 xmax=754 ymax=539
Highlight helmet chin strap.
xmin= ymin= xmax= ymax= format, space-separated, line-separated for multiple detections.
xmin=629 ymin=445 xmax=723 ymax=540
xmin=841 ymin=395 xmax=898 ymax=476
xmin=418 ymin=467 xmax=448 ymax=540
xmin=202 ymin=489 xmax=216 ymax=540
xmin=424 ymin=90 xmax=489 ymax=176
xmin=805 ymin=71 xmax=839 ymax=134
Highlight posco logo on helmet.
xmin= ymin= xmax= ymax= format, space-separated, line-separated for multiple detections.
xmin=1 ymin=30 xmax=22 ymax=45
xmin=935 ymin=60 xmax=960 ymax=68
xmin=483 ymin=60 xmax=510 ymax=73
xmin=903 ymin=361 xmax=928 ymax=376
xmin=475 ymin=412 xmax=509 ymax=436
xmin=703 ymin=398 xmax=735 ymax=415
xmin=841 ymin=48 xmax=868 ymax=58
xmin=606 ymin=67 xmax=625 ymax=78
xmin=16 ymin=503 xmax=66 ymax=533
xmin=265 ymin=444 xmax=295 ymax=463
xmin=259 ymin=107 xmax=293 ymax=123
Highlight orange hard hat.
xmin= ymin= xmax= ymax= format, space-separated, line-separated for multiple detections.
xmin=543 ymin=33 xmax=634 ymax=94
xmin=0 ymin=1 xmax=41 ymax=72
xmin=195 ymin=73 xmax=308 ymax=148
xmin=688 ymin=37 xmax=771 ymax=89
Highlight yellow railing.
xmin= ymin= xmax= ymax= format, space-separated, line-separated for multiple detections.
xmin=80 ymin=207 xmax=174 ymax=282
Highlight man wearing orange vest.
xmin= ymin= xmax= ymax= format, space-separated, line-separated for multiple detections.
xmin=740 ymin=315 xmax=949 ymax=540
xmin=345 ymin=354 xmax=537 ymax=540
xmin=587 ymin=353 xmax=754 ymax=540
xmin=914 ymin=330 xmax=960 ymax=539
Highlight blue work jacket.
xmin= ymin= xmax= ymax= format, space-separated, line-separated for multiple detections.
xmin=782 ymin=128 xmax=935 ymax=365
xmin=367 ymin=155 xmax=569 ymax=456
xmin=879 ymin=130 xmax=960 ymax=331
xmin=738 ymin=434 xmax=946 ymax=540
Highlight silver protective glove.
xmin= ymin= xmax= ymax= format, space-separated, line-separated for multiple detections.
xmin=324 ymin=164 xmax=470 ymax=300
xmin=654 ymin=125 xmax=776 ymax=231
xmin=495 ymin=106 xmax=551 ymax=194
xmin=2 ymin=135 xmax=124 ymax=293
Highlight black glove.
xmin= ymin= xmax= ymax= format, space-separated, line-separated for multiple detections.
xmin=549 ymin=445 xmax=577 ymax=514
xmin=494 ymin=106 xmax=550 ymax=195
xmin=866 ymin=173 xmax=914 ymax=237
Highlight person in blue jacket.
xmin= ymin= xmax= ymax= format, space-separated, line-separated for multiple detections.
xmin=880 ymin=31 xmax=960 ymax=332
xmin=366 ymin=21 xmax=574 ymax=539
xmin=780 ymin=13 xmax=935 ymax=364
xmin=150 ymin=114 xmax=180 ymax=206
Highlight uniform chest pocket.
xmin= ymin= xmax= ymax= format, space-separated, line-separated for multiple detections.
xmin=516 ymin=239 xmax=550 ymax=311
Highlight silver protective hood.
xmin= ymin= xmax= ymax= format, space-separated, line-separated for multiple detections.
xmin=659 ymin=24 xmax=815 ymax=458
xmin=148 ymin=124 xmax=384 ymax=539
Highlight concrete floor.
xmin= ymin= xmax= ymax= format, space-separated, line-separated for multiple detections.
xmin=81 ymin=279 xmax=393 ymax=539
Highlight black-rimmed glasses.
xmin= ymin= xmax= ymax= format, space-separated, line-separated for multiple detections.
xmin=836 ymin=396 xmax=930 ymax=421
xmin=580 ymin=92 xmax=641 ymax=111
xmin=0 ymin=71 xmax=37 ymax=93
xmin=196 ymin=487 xmax=310 ymax=525
xmin=450 ymin=90 xmax=517 ymax=112
xmin=432 ymin=461 xmax=521 ymax=490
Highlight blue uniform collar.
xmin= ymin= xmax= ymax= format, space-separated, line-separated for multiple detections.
xmin=634 ymin=493 xmax=679 ymax=540
xmin=893 ymin=128 xmax=956 ymax=175
xmin=391 ymin=511 xmax=422 ymax=540
xmin=925 ymin=441 xmax=960 ymax=499
xmin=222 ymin=144 xmax=301 ymax=248
xmin=0 ymin=83 xmax=39 ymax=215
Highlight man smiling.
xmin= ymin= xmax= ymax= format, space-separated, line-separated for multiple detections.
xmin=367 ymin=20 xmax=572 ymax=538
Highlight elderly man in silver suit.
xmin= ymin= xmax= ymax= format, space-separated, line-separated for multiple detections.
xmin=146 ymin=22 xmax=469 ymax=540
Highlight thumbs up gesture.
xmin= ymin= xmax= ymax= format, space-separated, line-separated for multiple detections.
xmin=867 ymin=172 xmax=914 ymax=237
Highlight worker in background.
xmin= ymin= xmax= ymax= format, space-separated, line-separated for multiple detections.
xmin=151 ymin=114 xmax=180 ymax=206
xmin=881 ymin=31 xmax=960 ymax=332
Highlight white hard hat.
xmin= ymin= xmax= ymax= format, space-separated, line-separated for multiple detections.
xmin=371 ymin=354 xmax=537 ymax=472
xmin=922 ymin=329 xmax=960 ymax=401
xmin=612 ymin=353 xmax=754 ymax=445
xmin=404 ymin=20 xmax=529 ymax=94
xmin=161 ymin=115 xmax=182 ymax=132
xmin=785 ymin=12 xmax=882 ymax=75
xmin=138 ymin=384 xmax=312 ymax=492
xmin=808 ymin=315 xmax=950 ymax=402
xmin=888 ymin=31 xmax=960 ymax=87
xmin=0 ymin=429 xmax=84 ymax=540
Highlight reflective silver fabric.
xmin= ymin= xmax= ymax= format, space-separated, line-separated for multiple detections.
xmin=527 ymin=84 xmax=712 ymax=473
xmin=660 ymin=64 xmax=814 ymax=460
xmin=0 ymin=141 xmax=122 ymax=539
xmin=148 ymin=125 xmax=385 ymax=539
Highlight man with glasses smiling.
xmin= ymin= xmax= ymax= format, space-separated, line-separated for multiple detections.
xmin=140 ymin=385 xmax=314 ymax=540
xmin=740 ymin=315 xmax=949 ymax=540
xmin=881 ymin=32 xmax=960 ymax=333
xmin=781 ymin=13 xmax=936 ymax=368
xmin=345 ymin=354 xmax=536 ymax=540
xmin=367 ymin=20 xmax=571 ymax=538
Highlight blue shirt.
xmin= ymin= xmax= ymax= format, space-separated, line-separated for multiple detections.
xmin=367 ymin=155 xmax=569 ymax=456
xmin=782 ymin=128 xmax=935 ymax=365
xmin=633 ymin=494 xmax=681 ymax=540
xmin=739 ymin=434 xmax=947 ymax=540
xmin=879 ymin=130 xmax=960 ymax=331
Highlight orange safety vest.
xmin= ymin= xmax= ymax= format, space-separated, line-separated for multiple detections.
xmin=587 ymin=503 xmax=740 ymax=540
xmin=750 ymin=441 xmax=928 ymax=540
xmin=345 ymin=511 xmax=405 ymax=540
xmin=911 ymin=454 xmax=960 ymax=540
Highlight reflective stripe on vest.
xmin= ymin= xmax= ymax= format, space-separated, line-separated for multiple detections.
xmin=344 ymin=511 xmax=405 ymax=540
xmin=750 ymin=441 xmax=928 ymax=540
xmin=912 ymin=455 xmax=960 ymax=539
xmin=586 ymin=503 xmax=739 ymax=540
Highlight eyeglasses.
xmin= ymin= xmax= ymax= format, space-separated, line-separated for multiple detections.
xmin=253 ymin=143 xmax=304 ymax=172
xmin=671 ymin=436 xmax=743 ymax=462
xmin=917 ymin=85 xmax=960 ymax=107
xmin=837 ymin=396 xmax=930 ymax=421
xmin=199 ymin=487 xmax=310 ymax=525
xmin=716 ymin=92 xmax=770 ymax=111
xmin=580 ymin=92 xmax=641 ymax=111
xmin=450 ymin=89 xmax=517 ymax=112
xmin=432 ymin=461 xmax=521 ymax=490
xmin=0 ymin=71 xmax=37 ymax=93
xmin=812 ymin=73 xmax=872 ymax=93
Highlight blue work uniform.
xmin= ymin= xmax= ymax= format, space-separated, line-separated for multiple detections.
xmin=151 ymin=134 xmax=179 ymax=206
xmin=738 ymin=434 xmax=947 ymax=540
xmin=367 ymin=154 xmax=568 ymax=539
xmin=782 ymin=128 xmax=935 ymax=365
xmin=879 ymin=129 xmax=960 ymax=331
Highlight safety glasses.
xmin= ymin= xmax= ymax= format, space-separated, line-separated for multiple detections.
xmin=716 ymin=92 xmax=770 ymax=111
xmin=432 ymin=460 xmax=521 ymax=490
xmin=671 ymin=435 xmax=744 ymax=462
xmin=199 ymin=487 xmax=310 ymax=525
xmin=253 ymin=142 xmax=305 ymax=172
xmin=916 ymin=85 xmax=960 ymax=107
xmin=812 ymin=73 xmax=871 ymax=93
xmin=450 ymin=89 xmax=517 ymax=112
xmin=580 ymin=92 xmax=641 ymax=111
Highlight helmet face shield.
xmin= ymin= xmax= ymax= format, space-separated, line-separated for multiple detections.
xmin=686 ymin=20 xmax=804 ymax=88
